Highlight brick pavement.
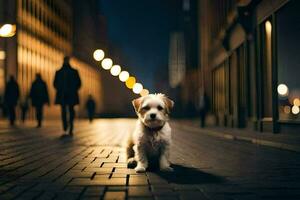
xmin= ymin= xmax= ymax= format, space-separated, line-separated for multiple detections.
xmin=0 ymin=119 xmax=300 ymax=200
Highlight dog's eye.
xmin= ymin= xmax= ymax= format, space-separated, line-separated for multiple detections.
xmin=157 ymin=105 xmax=163 ymax=111
xmin=142 ymin=106 xmax=150 ymax=110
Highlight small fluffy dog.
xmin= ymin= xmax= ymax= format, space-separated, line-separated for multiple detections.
xmin=127 ymin=93 xmax=174 ymax=173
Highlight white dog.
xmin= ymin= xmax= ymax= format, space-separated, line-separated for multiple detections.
xmin=127 ymin=93 xmax=174 ymax=173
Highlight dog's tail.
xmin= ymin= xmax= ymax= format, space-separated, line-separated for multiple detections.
xmin=126 ymin=139 xmax=135 ymax=159
xmin=126 ymin=138 xmax=137 ymax=168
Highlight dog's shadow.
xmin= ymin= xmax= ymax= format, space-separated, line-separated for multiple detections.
xmin=154 ymin=164 xmax=224 ymax=184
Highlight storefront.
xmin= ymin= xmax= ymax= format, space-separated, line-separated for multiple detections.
xmin=212 ymin=0 xmax=300 ymax=133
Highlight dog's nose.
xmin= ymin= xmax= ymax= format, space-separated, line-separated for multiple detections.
xmin=150 ymin=113 xmax=156 ymax=119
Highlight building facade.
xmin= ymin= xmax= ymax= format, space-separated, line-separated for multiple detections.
xmin=198 ymin=0 xmax=300 ymax=133
xmin=0 ymin=0 xmax=103 ymax=119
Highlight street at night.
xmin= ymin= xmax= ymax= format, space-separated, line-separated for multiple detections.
xmin=0 ymin=119 xmax=299 ymax=199
xmin=1 ymin=0 xmax=300 ymax=199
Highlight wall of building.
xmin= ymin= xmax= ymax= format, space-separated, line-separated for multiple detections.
xmin=198 ymin=0 xmax=300 ymax=134
xmin=0 ymin=0 xmax=104 ymax=120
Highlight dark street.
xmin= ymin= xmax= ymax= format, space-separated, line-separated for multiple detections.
xmin=0 ymin=119 xmax=299 ymax=199
xmin=1 ymin=0 xmax=300 ymax=199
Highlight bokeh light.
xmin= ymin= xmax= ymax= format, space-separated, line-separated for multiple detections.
xmin=133 ymin=83 xmax=143 ymax=94
xmin=93 ymin=49 xmax=105 ymax=61
xmin=283 ymin=106 xmax=291 ymax=114
xmin=293 ymin=98 xmax=300 ymax=107
xmin=292 ymin=105 xmax=300 ymax=115
xmin=110 ymin=65 xmax=121 ymax=76
xmin=101 ymin=58 xmax=113 ymax=70
xmin=125 ymin=76 xmax=136 ymax=89
xmin=0 ymin=51 xmax=5 ymax=60
xmin=277 ymin=84 xmax=289 ymax=97
xmin=0 ymin=24 xmax=16 ymax=37
xmin=140 ymin=89 xmax=149 ymax=97
xmin=119 ymin=71 xmax=129 ymax=82
xmin=265 ymin=20 xmax=272 ymax=34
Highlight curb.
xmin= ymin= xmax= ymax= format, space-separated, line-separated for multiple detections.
xmin=176 ymin=124 xmax=300 ymax=153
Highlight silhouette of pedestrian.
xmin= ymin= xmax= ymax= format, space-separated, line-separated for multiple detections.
xmin=20 ymin=95 xmax=29 ymax=123
xmin=86 ymin=95 xmax=96 ymax=123
xmin=54 ymin=56 xmax=81 ymax=135
xmin=4 ymin=75 xmax=20 ymax=126
xmin=29 ymin=74 xmax=49 ymax=128
xmin=0 ymin=95 xmax=4 ymax=118
xmin=198 ymin=89 xmax=209 ymax=128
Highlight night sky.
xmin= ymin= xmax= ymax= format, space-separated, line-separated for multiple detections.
xmin=99 ymin=0 xmax=181 ymax=91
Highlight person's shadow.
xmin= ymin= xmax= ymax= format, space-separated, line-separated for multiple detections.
xmin=155 ymin=164 xmax=224 ymax=184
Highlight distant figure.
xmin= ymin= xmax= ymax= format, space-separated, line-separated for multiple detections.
xmin=0 ymin=95 xmax=5 ymax=118
xmin=4 ymin=76 xmax=20 ymax=126
xmin=85 ymin=95 xmax=96 ymax=123
xmin=30 ymin=74 xmax=49 ymax=128
xmin=54 ymin=56 xmax=81 ymax=135
xmin=198 ymin=89 xmax=209 ymax=128
xmin=20 ymin=95 xmax=30 ymax=123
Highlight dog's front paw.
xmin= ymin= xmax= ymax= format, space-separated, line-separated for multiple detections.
xmin=127 ymin=158 xmax=137 ymax=168
xmin=135 ymin=166 xmax=146 ymax=173
xmin=160 ymin=166 xmax=174 ymax=172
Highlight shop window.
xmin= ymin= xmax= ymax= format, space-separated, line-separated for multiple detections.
xmin=277 ymin=0 xmax=300 ymax=121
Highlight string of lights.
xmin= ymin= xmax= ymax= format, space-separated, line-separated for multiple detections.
xmin=93 ymin=49 xmax=149 ymax=97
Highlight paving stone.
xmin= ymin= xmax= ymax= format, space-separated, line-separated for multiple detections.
xmin=84 ymin=167 xmax=113 ymax=173
xmin=84 ymin=186 xmax=105 ymax=196
xmin=128 ymin=198 xmax=154 ymax=200
xmin=70 ymin=178 xmax=127 ymax=186
xmin=129 ymin=176 xmax=149 ymax=186
xmin=103 ymin=191 xmax=126 ymax=200
xmin=102 ymin=163 xmax=127 ymax=168
xmin=128 ymin=186 xmax=152 ymax=197
xmin=178 ymin=191 xmax=208 ymax=200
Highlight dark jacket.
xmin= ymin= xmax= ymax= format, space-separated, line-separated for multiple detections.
xmin=30 ymin=79 xmax=49 ymax=107
xmin=53 ymin=64 xmax=81 ymax=105
xmin=86 ymin=99 xmax=96 ymax=112
xmin=4 ymin=79 xmax=20 ymax=107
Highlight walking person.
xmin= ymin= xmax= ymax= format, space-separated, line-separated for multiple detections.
xmin=54 ymin=56 xmax=81 ymax=136
xmin=29 ymin=73 xmax=49 ymax=128
xmin=20 ymin=95 xmax=29 ymax=123
xmin=85 ymin=95 xmax=96 ymax=123
xmin=4 ymin=76 xmax=20 ymax=126
xmin=198 ymin=89 xmax=209 ymax=128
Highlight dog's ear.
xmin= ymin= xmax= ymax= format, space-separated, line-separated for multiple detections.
xmin=163 ymin=96 xmax=174 ymax=114
xmin=132 ymin=97 xmax=143 ymax=113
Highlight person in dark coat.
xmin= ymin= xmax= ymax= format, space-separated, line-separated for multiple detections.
xmin=30 ymin=73 xmax=49 ymax=127
xmin=4 ymin=76 xmax=20 ymax=126
xmin=54 ymin=56 xmax=81 ymax=135
xmin=198 ymin=89 xmax=210 ymax=128
xmin=85 ymin=95 xmax=96 ymax=123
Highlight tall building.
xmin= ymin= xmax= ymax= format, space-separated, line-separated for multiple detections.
xmin=169 ymin=32 xmax=186 ymax=89
xmin=167 ymin=0 xmax=199 ymax=117
xmin=198 ymin=0 xmax=300 ymax=133
xmin=0 ymin=0 xmax=103 ymax=119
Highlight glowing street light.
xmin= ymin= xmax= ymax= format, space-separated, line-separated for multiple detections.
xmin=292 ymin=105 xmax=300 ymax=115
xmin=133 ymin=83 xmax=143 ymax=94
xmin=277 ymin=84 xmax=288 ymax=97
xmin=140 ymin=89 xmax=149 ymax=97
xmin=0 ymin=24 xmax=16 ymax=37
xmin=93 ymin=49 xmax=105 ymax=61
xmin=125 ymin=76 xmax=136 ymax=89
xmin=119 ymin=71 xmax=129 ymax=82
xmin=101 ymin=58 xmax=113 ymax=70
xmin=110 ymin=65 xmax=121 ymax=76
